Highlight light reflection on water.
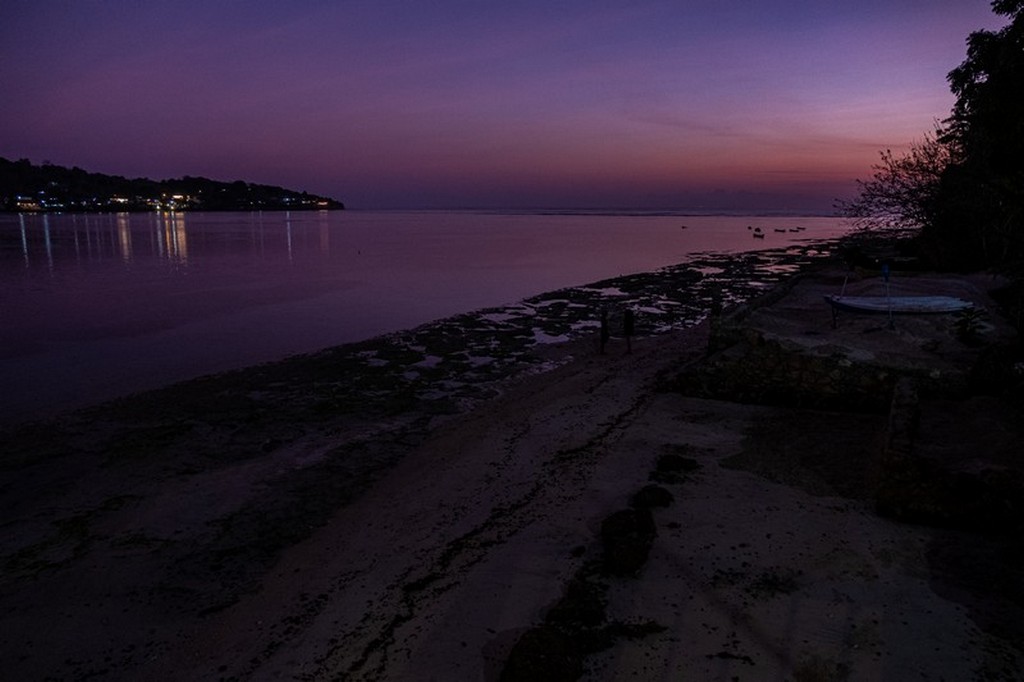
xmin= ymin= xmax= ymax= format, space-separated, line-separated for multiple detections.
xmin=0 ymin=210 xmax=851 ymax=424
xmin=10 ymin=211 xmax=197 ymax=270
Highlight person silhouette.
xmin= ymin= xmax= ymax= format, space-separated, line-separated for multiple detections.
xmin=623 ymin=309 xmax=635 ymax=353
xmin=599 ymin=308 xmax=610 ymax=354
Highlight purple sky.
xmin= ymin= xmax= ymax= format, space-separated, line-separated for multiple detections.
xmin=0 ymin=1 xmax=1007 ymax=211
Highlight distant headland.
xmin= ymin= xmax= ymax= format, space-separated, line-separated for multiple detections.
xmin=0 ymin=157 xmax=345 ymax=212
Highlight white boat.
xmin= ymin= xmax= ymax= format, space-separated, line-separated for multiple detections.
xmin=824 ymin=295 xmax=973 ymax=314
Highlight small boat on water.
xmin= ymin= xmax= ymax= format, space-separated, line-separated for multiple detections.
xmin=824 ymin=295 xmax=973 ymax=314
xmin=774 ymin=228 xmax=786 ymax=233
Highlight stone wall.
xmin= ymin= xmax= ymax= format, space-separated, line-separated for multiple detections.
xmin=683 ymin=331 xmax=899 ymax=411
xmin=675 ymin=289 xmax=1023 ymax=535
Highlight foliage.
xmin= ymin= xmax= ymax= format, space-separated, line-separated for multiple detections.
xmin=933 ymin=0 xmax=1024 ymax=271
xmin=840 ymin=1 xmax=1024 ymax=272
xmin=836 ymin=126 xmax=955 ymax=233
xmin=953 ymin=306 xmax=988 ymax=345
xmin=0 ymin=156 xmax=344 ymax=212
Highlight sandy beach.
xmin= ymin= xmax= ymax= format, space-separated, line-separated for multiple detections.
xmin=2 ymin=242 xmax=1022 ymax=681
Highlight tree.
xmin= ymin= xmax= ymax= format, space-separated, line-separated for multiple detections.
xmin=840 ymin=1 xmax=1024 ymax=271
xmin=935 ymin=0 xmax=1024 ymax=270
xmin=837 ymin=126 xmax=955 ymax=234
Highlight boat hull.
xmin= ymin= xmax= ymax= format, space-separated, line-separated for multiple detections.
xmin=824 ymin=295 xmax=973 ymax=314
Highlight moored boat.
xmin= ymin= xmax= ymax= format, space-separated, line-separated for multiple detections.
xmin=823 ymin=295 xmax=973 ymax=314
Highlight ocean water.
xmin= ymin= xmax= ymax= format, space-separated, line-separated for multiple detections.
xmin=0 ymin=210 xmax=851 ymax=423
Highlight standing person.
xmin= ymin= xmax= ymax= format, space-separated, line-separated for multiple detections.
xmin=623 ymin=308 xmax=635 ymax=353
xmin=599 ymin=308 xmax=610 ymax=354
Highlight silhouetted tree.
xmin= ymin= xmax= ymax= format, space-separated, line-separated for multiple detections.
xmin=841 ymin=1 xmax=1024 ymax=271
xmin=838 ymin=126 xmax=955 ymax=233
xmin=932 ymin=0 xmax=1024 ymax=270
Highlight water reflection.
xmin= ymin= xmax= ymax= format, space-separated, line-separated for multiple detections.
xmin=42 ymin=214 xmax=54 ymax=272
xmin=285 ymin=212 xmax=294 ymax=263
xmin=319 ymin=210 xmax=330 ymax=254
xmin=19 ymin=214 xmax=29 ymax=268
xmin=1 ymin=211 xmax=273 ymax=273
xmin=156 ymin=211 xmax=188 ymax=264
xmin=12 ymin=213 xmax=155 ymax=269
xmin=117 ymin=213 xmax=132 ymax=263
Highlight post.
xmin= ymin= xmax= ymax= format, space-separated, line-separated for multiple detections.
xmin=623 ymin=308 xmax=635 ymax=353
xmin=883 ymin=263 xmax=894 ymax=330
xmin=599 ymin=308 xmax=609 ymax=354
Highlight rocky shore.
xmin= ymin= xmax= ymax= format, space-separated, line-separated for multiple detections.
xmin=2 ymin=237 xmax=1022 ymax=680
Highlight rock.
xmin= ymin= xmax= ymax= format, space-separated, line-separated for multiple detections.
xmin=500 ymin=625 xmax=582 ymax=682
xmin=546 ymin=577 xmax=606 ymax=629
xmin=600 ymin=508 xmax=656 ymax=577
xmin=630 ymin=484 xmax=674 ymax=509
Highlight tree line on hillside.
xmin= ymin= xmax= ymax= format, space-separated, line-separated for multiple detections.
xmin=0 ymin=157 xmax=345 ymax=212
xmin=840 ymin=0 xmax=1023 ymax=274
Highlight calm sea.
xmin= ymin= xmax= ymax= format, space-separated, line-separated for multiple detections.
xmin=0 ymin=210 xmax=851 ymax=424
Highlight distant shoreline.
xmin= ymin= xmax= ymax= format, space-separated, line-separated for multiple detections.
xmin=0 ymin=206 xmax=346 ymax=215
xmin=0 ymin=156 xmax=345 ymax=213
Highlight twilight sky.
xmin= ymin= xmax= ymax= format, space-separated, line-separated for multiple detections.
xmin=0 ymin=1 xmax=1007 ymax=211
